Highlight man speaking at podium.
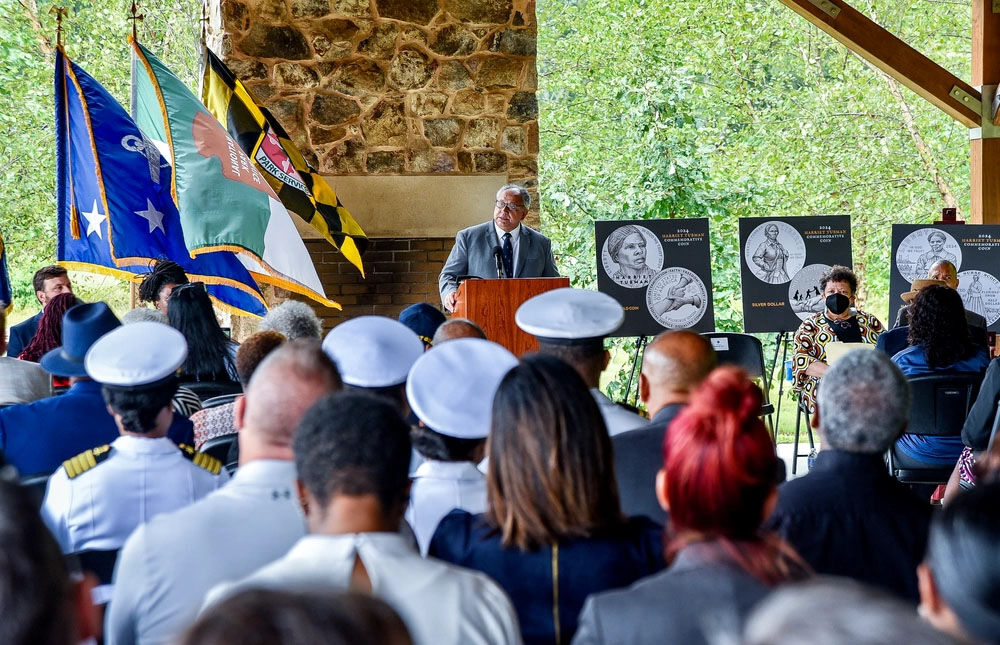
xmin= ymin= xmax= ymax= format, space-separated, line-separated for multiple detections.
xmin=439 ymin=184 xmax=559 ymax=312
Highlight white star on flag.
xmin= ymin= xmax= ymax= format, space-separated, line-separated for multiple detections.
xmin=135 ymin=198 xmax=166 ymax=234
xmin=81 ymin=200 xmax=107 ymax=239
xmin=281 ymin=158 xmax=292 ymax=173
xmin=266 ymin=130 xmax=280 ymax=146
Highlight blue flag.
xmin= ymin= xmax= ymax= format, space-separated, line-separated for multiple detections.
xmin=55 ymin=47 xmax=267 ymax=317
xmin=0 ymin=226 xmax=12 ymax=315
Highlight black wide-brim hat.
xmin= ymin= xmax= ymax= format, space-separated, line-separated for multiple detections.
xmin=40 ymin=302 xmax=122 ymax=378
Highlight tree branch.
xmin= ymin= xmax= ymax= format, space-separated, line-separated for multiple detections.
xmin=17 ymin=0 xmax=54 ymax=62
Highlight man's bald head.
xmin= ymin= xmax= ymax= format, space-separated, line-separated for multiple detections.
xmin=432 ymin=318 xmax=487 ymax=345
xmin=928 ymin=260 xmax=959 ymax=289
xmin=237 ymin=340 xmax=341 ymax=458
xmin=640 ymin=330 xmax=716 ymax=415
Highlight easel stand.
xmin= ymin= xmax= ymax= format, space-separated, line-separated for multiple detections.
xmin=624 ymin=336 xmax=649 ymax=409
xmin=768 ymin=331 xmax=793 ymax=438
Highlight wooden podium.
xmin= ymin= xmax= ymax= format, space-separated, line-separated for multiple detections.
xmin=454 ymin=277 xmax=570 ymax=355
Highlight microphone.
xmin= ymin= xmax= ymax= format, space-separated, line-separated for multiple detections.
xmin=492 ymin=245 xmax=504 ymax=278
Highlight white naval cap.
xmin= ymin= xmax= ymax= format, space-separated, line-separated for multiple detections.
xmin=515 ymin=287 xmax=624 ymax=344
xmin=322 ymin=315 xmax=425 ymax=388
xmin=84 ymin=321 xmax=188 ymax=386
xmin=407 ymin=338 xmax=518 ymax=439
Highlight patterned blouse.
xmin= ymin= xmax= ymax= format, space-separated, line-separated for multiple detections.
xmin=792 ymin=310 xmax=884 ymax=412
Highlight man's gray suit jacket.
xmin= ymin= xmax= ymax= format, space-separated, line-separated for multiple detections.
xmin=438 ymin=221 xmax=558 ymax=307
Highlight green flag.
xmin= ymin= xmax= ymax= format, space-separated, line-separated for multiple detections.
xmin=130 ymin=37 xmax=337 ymax=309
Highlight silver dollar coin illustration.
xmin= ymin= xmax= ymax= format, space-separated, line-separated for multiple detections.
xmin=896 ymin=228 xmax=962 ymax=283
xmin=957 ymin=270 xmax=1000 ymax=326
xmin=645 ymin=267 xmax=708 ymax=329
xmin=601 ymin=224 xmax=664 ymax=289
xmin=788 ymin=263 xmax=831 ymax=321
xmin=743 ymin=221 xmax=805 ymax=285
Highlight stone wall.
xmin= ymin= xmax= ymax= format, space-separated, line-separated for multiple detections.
xmin=210 ymin=0 xmax=540 ymax=220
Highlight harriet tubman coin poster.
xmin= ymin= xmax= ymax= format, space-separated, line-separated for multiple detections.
xmin=739 ymin=216 xmax=852 ymax=333
xmin=895 ymin=228 xmax=962 ymax=283
xmin=890 ymin=225 xmax=1000 ymax=331
xmin=596 ymin=218 xmax=715 ymax=336
xmin=743 ymin=221 xmax=806 ymax=284
xmin=600 ymin=224 xmax=664 ymax=288
xmin=788 ymin=263 xmax=831 ymax=321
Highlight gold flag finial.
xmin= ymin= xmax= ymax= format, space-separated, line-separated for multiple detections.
xmin=200 ymin=3 xmax=208 ymax=47
xmin=49 ymin=7 xmax=68 ymax=47
xmin=128 ymin=1 xmax=144 ymax=41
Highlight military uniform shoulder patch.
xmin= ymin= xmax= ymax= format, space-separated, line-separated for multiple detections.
xmin=62 ymin=445 xmax=112 ymax=479
xmin=178 ymin=444 xmax=223 ymax=475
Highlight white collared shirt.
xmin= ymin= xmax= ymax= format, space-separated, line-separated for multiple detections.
xmin=591 ymin=388 xmax=647 ymax=436
xmin=494 ymin=222 xmax=522 ymax=277
xmin=106 ymin=460 xmax=303 ymax=645
xmin=204 ymin=533 xmax=521 ymax=645
xmin=41 ymin=435 xmax=228 ymax=554
xmin=405 ymin=460 xmax=487 ymax=555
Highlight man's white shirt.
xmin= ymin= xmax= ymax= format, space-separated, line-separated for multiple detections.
xmin=405 ymin=460 xmax=487 ymax=555
xmin=591 ymin=388 xmax=646 ymax=436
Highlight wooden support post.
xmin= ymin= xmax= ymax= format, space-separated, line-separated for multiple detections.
xmin=777 ymin=0 xmax=982 ymax=127
xmin=971 ymin=0 xmax=1000 ymax=224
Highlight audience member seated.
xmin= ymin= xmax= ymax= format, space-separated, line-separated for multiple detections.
xmin=18 ymin=292 xmax=80 ymax=375
xmin=107 ymin=341 xmax=340 ymax=645
xmin=322 ymin=315 xmax=425 ymax=419
xmin=6 ymin=265 xmax=73 ymax=359
xmin=204 ymin=391 xmax=521 ymax=645
xmin=947 ymin=355 xmax=1000 ymax=499
xmin=744 ymin=577 xmax=955 ymax=645
xmin=405 ymin=338 xmax=517 ymax=554
xmin=891 ymin=284 xmax=989 ymax=469
xmin=168 ymin=282 xmax=239 ymax=386
xmin=259 ymin=299 xmax=323 ymax=341
xmin=429 ymin=356 xmax=664 ymax=645
xmin=0 ymin=479 xmax=99 ymax=645
xmin=138 ymin=259 xmax=189 ymax=316
xmin=878 ymin=279 xmax=988 ymax=358
xmin=181 ymin=589 xmax=413 ymax=645
xmin=893 ymin=259 xmax=987 ymax=330
xmin=613 ymin=330 xmax=717 ymax=524
xmin=0 ymin=306 xmax=51 ymax=406
xmin=766 ymin=350 xmax=931 ymax=602
xmin=516 ymin=288 xmax=645 ymax=435
xmin=432 ymin=318 xmax=487 ymax=345
xmin=917 ymin=483 xmax=1000 ymax=643
xmin=791 ymin=265 xmax=883 ymax=413
xmin=191 ymin=330 xmax=286 ymax=449
xmin=121 ymin=307 xmax=203 ymax=420
xmin=398 ymin=302 xmax=446 ymax=350
xmin=0 ymin=302 xmax=122 ymax=476
xmin=41 ymin=322 xmax=228 ymax=554
xmin=573 ymin=367 xmax=808 ymax=645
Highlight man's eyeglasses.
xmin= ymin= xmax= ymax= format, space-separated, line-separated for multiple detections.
xmin=495 ymin=200 xmax=525 ymax=212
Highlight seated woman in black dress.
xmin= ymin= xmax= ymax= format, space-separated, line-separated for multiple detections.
xmin=168 ymin=283 xmax=240 ymax=393
xmin=574 ymin=367 xmax=809 ymax=645
xmin=428 ymin=355 xmax=664 ymax=645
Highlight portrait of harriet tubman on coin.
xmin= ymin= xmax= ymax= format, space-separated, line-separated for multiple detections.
xmin=601 ymin=224 xmax=664 ymax=288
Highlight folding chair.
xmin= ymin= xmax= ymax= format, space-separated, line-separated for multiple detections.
xmin=702 ymin=333 xmax=775 ymax=432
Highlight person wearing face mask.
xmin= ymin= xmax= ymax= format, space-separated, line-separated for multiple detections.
xmin=791 ymin=265 xmax=884 ymax=413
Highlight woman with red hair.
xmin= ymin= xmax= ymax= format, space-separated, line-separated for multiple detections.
xmin=17 ymin=292 xmax=80 ymax=364
xmin=573 ymin=367 xmax=808 ymax=645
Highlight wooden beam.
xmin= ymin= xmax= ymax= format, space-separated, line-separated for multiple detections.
xmin=777 ymin=0 xmax=981 ymax=128
xmin=972 ymin=0 xmax=1000 ymax=224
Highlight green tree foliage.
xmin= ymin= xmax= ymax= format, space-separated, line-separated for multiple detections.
xmin=0 ymin=0 xmax=199 ymax=311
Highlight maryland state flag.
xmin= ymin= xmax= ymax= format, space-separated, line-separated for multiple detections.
xmin=201 ymin=48 xmax=368 ymax=276
xmin=0 ymin=226 xmax=12 ymax=315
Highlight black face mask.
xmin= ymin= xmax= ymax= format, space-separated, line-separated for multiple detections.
xmin=826 ymin=293 xmax=851 ymax=315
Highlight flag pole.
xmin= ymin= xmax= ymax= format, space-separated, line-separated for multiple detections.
xmin=48 ymin=7 xmax=67 ymax=47
xmin=128 ymin=1 xmax=143 ymax=41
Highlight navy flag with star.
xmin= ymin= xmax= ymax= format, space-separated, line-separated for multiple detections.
xmin=0 ymin=226 xmax=12 ymax=314
xmin=55 ymin=46 xmax=267 ymax=317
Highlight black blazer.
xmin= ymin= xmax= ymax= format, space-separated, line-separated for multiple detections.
xmin=6 ymin=311 xmax=41 ymax=358
xmin=611 ymin=404 xmax=685 ymax=525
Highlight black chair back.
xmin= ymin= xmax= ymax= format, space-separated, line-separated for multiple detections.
xmin=19 ymin=472 xmax=52 ymax=510
xmin=179 ymin=380 xmax=243 ymax=402
xmin=201 ymin=393 xmax=242 ymax=410
xmin=701 ymin=332 xmax=768 ymax=383
xmin=200 ymin=433 xmax=240 ymax=473
xmin=890 ymin=372 xmax=982 ymax=484
xmin=72 ymin=549 xmax=120 ymax=586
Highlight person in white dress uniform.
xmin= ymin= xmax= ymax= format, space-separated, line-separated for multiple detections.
xmin=41 ymin=322 xmax=228 ymax=556
xmin=105 ymin=340 xmax=342 ymax=645
xmin=405 ymin=338 xmax=518 ymax=554
xmin=204 ymin=391 xmax=521 ymax=645
xmin=516 ymin=287 xmax=646 ymax=435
